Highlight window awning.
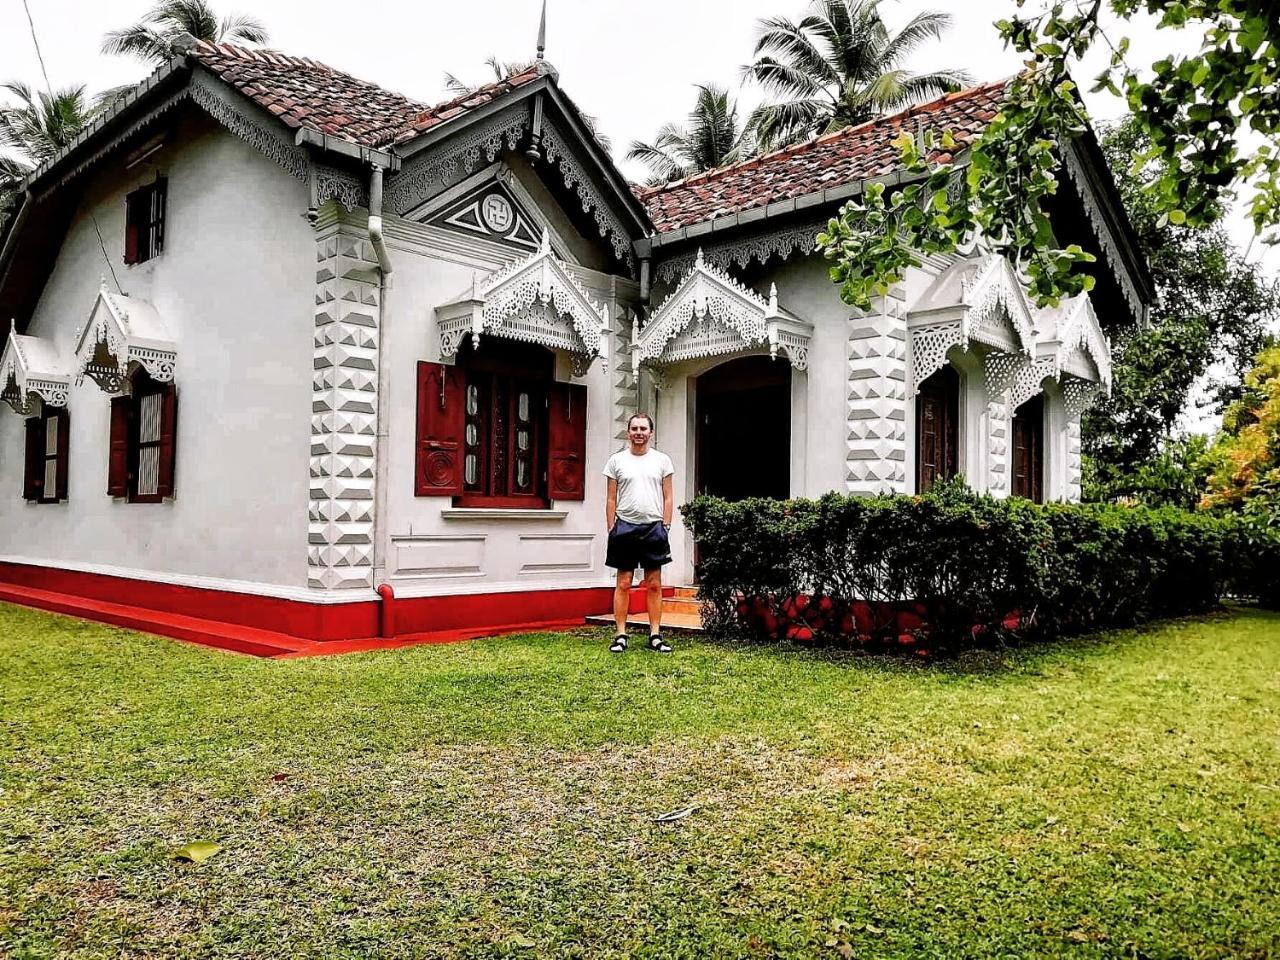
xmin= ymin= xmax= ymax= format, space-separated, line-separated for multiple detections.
xmin=907 ymin=254 xmax=1037 ymax=394
xmin=1025 ymin=292 xmax=1112 ymax=415
xmin=435 ymin=230 xmax=610 ymax=374
xmin=633 ymin=249 xmax=812 ymax=376
xmin=0 ymin=320 xmax=71 ymax=415
xmin=73 ymin=282 xmax=176 ymax=394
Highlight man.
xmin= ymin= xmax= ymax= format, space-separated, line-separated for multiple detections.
xmin=603 ymin=413 xmax=674 ymax=654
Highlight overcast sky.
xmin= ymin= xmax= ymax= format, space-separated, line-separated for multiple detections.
xmin=2 ymin=0 xmax=1276 ymax=283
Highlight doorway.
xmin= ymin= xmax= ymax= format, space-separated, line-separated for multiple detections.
xmin=915 ymin=365 xmax=960 ymax=493
xmin=694 ymin=355 xmax=791 ymax=501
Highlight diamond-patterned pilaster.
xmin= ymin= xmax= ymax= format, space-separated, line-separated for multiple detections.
xmin=987 ymin=398 xmax=1010 ymax=496
xmin=612 ymin=305 xmax=640 ymax=441
xmin=1066 ymin=416 xmax=1083 ymax=503
xmin=845 ymin=292 xmax=908 ymax=495
xmin=309 ymin=222 xmax=381 ymax=590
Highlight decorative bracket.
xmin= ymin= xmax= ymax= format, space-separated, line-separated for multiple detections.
xmin=0 ymin=320 xmax=71 ymax=415
xmin=435 ymin=230 xmax=610 ymax=372
xmin=634 ymin=250 xmax=812 ymax=374
xmin=73 ymin=281 xmax=177 ymax=394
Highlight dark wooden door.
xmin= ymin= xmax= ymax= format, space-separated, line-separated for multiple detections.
xmin=695 ymin=355 xmax=791 ymax=501
xmin=916 ymin=366 xmax=959 ymax=493
xmin=1011 ymin=395 xmax=1044 ymax=502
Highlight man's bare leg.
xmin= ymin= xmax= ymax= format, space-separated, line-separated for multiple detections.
xmin=613 ymin=569 xmax=634 ymax=636
xmin=644 ymin=567 xmax=663 ymax=635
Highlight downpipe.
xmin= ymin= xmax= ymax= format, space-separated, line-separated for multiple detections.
xmin=369 ymin=164 xmax=395 ymax=606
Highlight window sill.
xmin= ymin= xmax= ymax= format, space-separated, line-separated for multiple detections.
xmin=440 ymin=508 xmax=568 ymax=521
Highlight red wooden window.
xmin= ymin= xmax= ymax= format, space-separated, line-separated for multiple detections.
xmin=23 ymin=407 xmax=69 ymax=503
xmin=1011 ymin=395 xmax=1045 ymax=503
xmin=124 ymin=176 xmax=166 ymax=265
xmin=108 ymin=372 xmax=177 ymax=502
xmin=415 ymin=341 xmax=586 ymax=505
xmin=916 ymin=366 xmax=960 ymax=494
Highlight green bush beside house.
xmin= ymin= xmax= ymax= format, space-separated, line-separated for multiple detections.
xmin=682 ymin=481 xmax=1279 ymax=654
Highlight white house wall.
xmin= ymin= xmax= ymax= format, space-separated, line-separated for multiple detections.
xmin=0 ymin=112 xmax=315 ymax=592
xmin=377 ymin=207 xmax=636 ymax=600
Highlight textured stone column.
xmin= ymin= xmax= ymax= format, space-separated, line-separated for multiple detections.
xmin=986 ymin=397 xmax=1010 ymax=496
xmin=845 ymin=290 xmax=908 ymax=495
xmin=308 ymin=215 xmax=380 ymax=589
xmin=1065 ymin=415 xmax=1083 ymax=502
xmin=613 ymin=304 xmax=640 ymax=441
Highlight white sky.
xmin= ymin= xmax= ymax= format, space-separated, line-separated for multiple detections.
xmin=2 ymin=0 xmax=1273 ymax=277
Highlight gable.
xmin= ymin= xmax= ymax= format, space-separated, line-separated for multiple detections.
xmin=425 ymin=177 xmax=542 ymax=252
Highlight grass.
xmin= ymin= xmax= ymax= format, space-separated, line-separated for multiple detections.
xmin=1 ymin=604 xmax=1278 ymax=959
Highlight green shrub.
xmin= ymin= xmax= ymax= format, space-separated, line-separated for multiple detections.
xmin=681 ymin=483 xmax=1278 ymax=655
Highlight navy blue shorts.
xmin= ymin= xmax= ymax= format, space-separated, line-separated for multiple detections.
xmin=606 ymin=519 xmax=672 ymax=571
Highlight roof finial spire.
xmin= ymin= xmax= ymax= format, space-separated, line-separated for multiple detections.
xmin=536 ymin=0 xmax=547 ymax=60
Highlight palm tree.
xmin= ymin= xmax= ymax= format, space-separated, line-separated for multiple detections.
xmin=101 ymin=0 xmax=268 ymax=64
xmin=742 ymin=0 xmax=972 ymax=149
xmin=0 ymin=82 xmax=99 ymax=228
xmin=627 ymin=84 xmax=752 ymax=186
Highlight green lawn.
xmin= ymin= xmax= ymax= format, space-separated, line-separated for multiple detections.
xmin=2 ymin=604 xmax=1278 ymax=959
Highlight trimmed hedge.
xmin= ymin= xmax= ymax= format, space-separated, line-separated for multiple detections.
xmin=682 ymin=482 xmax=1279 ymax=655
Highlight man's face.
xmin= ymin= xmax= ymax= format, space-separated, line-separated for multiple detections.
xmin=628 ymin=419 xmax=652 ymax=448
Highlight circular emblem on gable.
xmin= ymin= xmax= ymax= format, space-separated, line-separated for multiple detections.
xmin=481 ymin=193 xmax=514 ymax=233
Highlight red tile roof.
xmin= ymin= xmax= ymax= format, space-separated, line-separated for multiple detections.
xmin=638 ymin=79 xmax=1011 ymax=234
xmin=189 ymin=41 xmax=542 ymax=150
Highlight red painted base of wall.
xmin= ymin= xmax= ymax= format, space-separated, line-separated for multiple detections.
xmin=0 ymin=561 xmax=669 ymax=654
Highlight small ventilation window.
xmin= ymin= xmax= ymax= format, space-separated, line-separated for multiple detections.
xmin=124 ymin=176 xmax=167 ymax=265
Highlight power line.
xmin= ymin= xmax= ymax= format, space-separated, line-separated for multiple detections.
xmin=20 ymin=0 xmax=55 ymax=98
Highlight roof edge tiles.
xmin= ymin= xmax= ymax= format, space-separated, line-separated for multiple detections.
xmin=637 ymin=79 xmax=1012 ymax=234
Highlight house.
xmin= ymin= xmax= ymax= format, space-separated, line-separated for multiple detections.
xmin=0 ymin=41 xmax=1152 ymax=648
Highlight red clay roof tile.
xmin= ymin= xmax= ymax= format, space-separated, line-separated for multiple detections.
xmin=189 ymin=41 xmax=543 ymax=150
xmin=638 ymin=79 xmax=1011 ymax=234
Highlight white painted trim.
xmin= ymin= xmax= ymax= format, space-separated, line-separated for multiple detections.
xmin=439 ymin=508 xmax=570 ymax=520
xmin=376 ymin=578 xmax=617 ymax=600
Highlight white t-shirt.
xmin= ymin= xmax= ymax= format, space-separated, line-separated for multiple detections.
xmin=603 ymin=447 xmax=674 ymax=524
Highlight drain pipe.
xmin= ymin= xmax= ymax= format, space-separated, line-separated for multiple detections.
xmin=369 ymin=163 xmax=395 ymax=614
xmin=376 ymin=582 xmax=396 ymax=638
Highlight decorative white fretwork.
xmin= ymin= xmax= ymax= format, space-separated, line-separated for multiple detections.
xmin=845 ymin=289 xmax=908 ymax=495
xmin=435 ymin=229 xmax=610 ymax=370
xmin=309 ymin=220 xmax=381 ymax=590
xmin=906 ymin=254 xmax=1037 ymax=394
xmin=72 ymin=282 xmax=176 ymax=394
xmin=633 ymin=249 xmax=812 ymax=375
xmin=1060 ymin=144 xmax=1146 ymax=327
xmin=0 ymin=320 xmax=71 ymax=415
xmin=1008 ymin=357 xmax=1059 ymax=411
xmin=541 ymin=118 xmax=635 ymax=271
xmin=653 ymin=218 xmax=828 ymax=284
xmin=1046 ymin=293 xmax=1112 ymax=393
xmin=1062 ymin=377 xmax=1103 ymax=419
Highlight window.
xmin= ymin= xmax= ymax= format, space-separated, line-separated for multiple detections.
xmin=124 ymin=176 xmax=166 ymax=265
xmin=1012 ymin=395 xmax=1045 ymax=503
xmin=416 ymin=341 xmax=587 ymax=504
xmin=915 ymin=365 xmax=960 ymax=493
xmin=108 ymin=371 xmax=177 ymax=502
xmin=23 ymin=407 xmax=68 ymax=503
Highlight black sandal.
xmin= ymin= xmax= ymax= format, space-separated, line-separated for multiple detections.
xmin=648 ymin=634 xmax=673 ymax=654
xmin=610 ymin=634 xmax=628 ymax=653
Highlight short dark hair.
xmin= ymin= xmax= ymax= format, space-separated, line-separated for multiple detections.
xmin=627 ymin=413 xmax=654 ymax=431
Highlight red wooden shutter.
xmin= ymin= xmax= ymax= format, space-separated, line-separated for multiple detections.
xmin=124 ymin=192 xmax=140 ymax=265
xmin=108 ymin=395 xmax=131 ymax=497
xmin=156 ymin=386 xmax=178 ymax=498
xmin=548 ymin=382 xmax=587 ymax=501
xmin=54 ymin=409 xmax=70 ymax=501
xmin=152 ymin=177 xmax=167 ymax=255
xmin=23 ymin=416 xmax=42 ymax=501
xmin=415 ymin=361 xmax=465 ymax=496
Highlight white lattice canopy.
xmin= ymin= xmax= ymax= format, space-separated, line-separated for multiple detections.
xmin=634 ymin=250 xmax=812 ymax=376
xmin=906 ymin=254 xmax=1037 ymax=393
xmin=0 ymin=320 xmax=71 ymax=415
xmin=73 ymin=282 xmax=177 ymax=394
xmin=435 ymin=230 xmax=610 ymax=373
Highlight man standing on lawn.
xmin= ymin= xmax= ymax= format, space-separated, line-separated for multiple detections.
xmin=604 ymin=413 xmax=674 ymax=654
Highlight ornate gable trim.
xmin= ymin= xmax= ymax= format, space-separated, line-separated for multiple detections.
xmin=634 ymin=249 xmax=812 ymax=374
xmin=1047 ymin=293 xmax=1112 ymax=392
xmin=435 ymin=230 xmax=609 ymax=372
xmin=73 ymin=283 xmax=177 ymax=394
xmin=907 ymin=254 xmax=1036 ymax=394
xmin=0 ymin=321 xmax=71 ymax=414
xmin=425 ymin=177 xmax=542 ymax=252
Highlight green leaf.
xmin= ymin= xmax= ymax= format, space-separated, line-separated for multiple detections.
xmin=175 ymin=840 xmax=221 ymax=863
